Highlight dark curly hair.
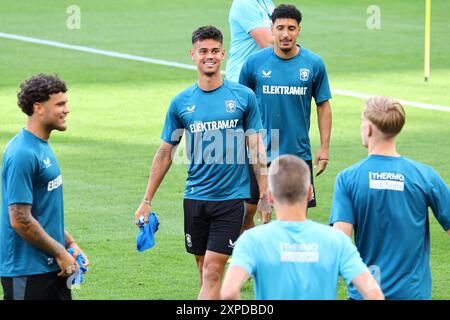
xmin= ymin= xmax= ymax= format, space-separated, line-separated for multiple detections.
xmin=192 ymin=26 xmax=223 ymax=45
xmin=272 ymin=4 xmax=302 ymax=24
xmin=17 ymin=74 xmax=67 ymax=116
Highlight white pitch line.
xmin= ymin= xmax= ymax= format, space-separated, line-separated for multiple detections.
xmin=1 ymin=31 xmax=449 ymax=112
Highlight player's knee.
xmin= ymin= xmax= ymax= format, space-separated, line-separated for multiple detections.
xmin=202 ymin=263 xmax=222 ymax=284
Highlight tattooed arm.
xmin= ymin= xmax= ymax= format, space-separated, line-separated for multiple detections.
xmin=9 ymin=204 xmax=78 ymax=277
xmin=247 ymin=133 xmax=271 ymax=223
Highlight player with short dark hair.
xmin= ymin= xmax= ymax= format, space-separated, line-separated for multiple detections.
xmin=134 ymin=26 xmax=270 ymax=300
xmin=330 ymin=96 xmax=450 ymax=300
xmin=221 ymin=155 xmax=384 ymax=300
xmin=1 ymin=74 xmax=89 ymax=300
xmin=239 ymin=4 xmax=332 ymax=231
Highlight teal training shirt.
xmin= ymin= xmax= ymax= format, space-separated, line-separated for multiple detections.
xmin=330 ymin=155 xmax=450 ymax=299
xmin=240 ymin=47 xmax=332 ymax=161
xmin=161 ymin=80 xmax=263 ymax=201
xmin=226 ymin=0 xmax=275 ymax=82
xmin=1 ymin=129 xmax=65 ymax=277
xmin=231 ymin=220 xmax=368 ymax=299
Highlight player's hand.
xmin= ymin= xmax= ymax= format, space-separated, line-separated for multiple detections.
xmin=134 ymin=202 xmax=151 ymax=226
xmin=257 ymin=195 xmax=272 ymax=224
xmin=67 ymin=242 xmax=90 ymax=268
xmin=56 ymin=250 xmax=79 ymax=278
xmin=314 ymin=147 xmax=329 ymax=177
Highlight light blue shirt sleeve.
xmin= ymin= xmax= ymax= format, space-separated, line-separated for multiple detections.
xmin=329 ymin=171 xmax=356 ymax=225
xmin=427 ymin=168 xmax=450 ymax=231
xmin=161 ymin=100 xmax=184 ymax=145
xmin=6 ymin=150 xmax=35 ymax=205
xmin=231 ymin=0 xmax=268 ymax=33
xmin=312 ymin=58 xmax=332 ymax=105
xmin=229 ymin=231 xmax=256 ymax=275
xmin=338 ymin=232 xmax=369 ymax=285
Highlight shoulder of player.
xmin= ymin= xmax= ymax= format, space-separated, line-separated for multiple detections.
xmin=169 ymin=84 xmax=197 ymax=110
xmin=246 ymin=47 xmax=272 ymax=65
xmin=300 ymin=47 xmax=326 ymax=66
xmin=224 ymin=80 xmax=255 ymax=101
xmin=308 ymin=220 xmax=350 ymax=243
xmin=336 ymin=158 xmax=368 ymax=181
xmin=401 ymin=156 xmax=443 ymax=180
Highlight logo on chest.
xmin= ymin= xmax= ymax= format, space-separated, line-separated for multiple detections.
xmin=225 ymin=100 xmax=236 ymax=113
xmin=299 ymin=68 xmax=310 ymax=81
xmin=262 ymin=70 xmax=272 ymax=78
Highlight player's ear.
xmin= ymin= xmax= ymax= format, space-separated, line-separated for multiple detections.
xmin=367 ymin=123 xmax=373 ymax=137
xmin=306 ymin=184 xmax=313 ymax=202
xmin=189 ymin=48 xmax=195 ymax=61
xmin=33 ymin=102 xmax=44 ymax=116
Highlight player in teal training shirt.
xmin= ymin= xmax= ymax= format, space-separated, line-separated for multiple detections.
xmin=221 ymin=155 xmax=384 ymax=300
xmin=239 ymin=4 xmax=332 ymax=231
xmin=330 ymin=96 xmax=450 ymax=300
xmin=1 ymin=74 xmax=88 ymax=300
xmin=134 ymin=26 xmax=271 ymax=300
xmin=226 ymin=0 xmax=275 ymax=82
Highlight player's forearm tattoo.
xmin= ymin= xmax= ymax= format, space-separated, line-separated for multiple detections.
xmin=249 ymin=135 xmax=268 ymax=194
xmin=9 ymin=204 xmax=64 ymax=258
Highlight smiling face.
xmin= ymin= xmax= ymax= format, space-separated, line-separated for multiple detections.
xmin=190 ymin=39 xmax=225 ymax=77
xmin=35 ymin=92 xmax=70 ymax=132
xmin=272 ymin=18 xmax=301 ymax=53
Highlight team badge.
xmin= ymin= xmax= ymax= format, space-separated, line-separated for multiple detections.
xmin=299 ymin=68 xmax=310 ymax=81
xmin=225 ymin=100 xmax=236 ymax=113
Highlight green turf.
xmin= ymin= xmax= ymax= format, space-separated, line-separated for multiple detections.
xmin=0 ymin=0 xmax=449 ymax=299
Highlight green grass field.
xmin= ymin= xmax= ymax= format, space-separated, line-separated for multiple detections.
xmin=0 ymin=0 xmax=449 ymax=299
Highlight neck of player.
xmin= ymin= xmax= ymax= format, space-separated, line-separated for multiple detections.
xmin=26 ymin=120 xmax=51 ymax=141
xmin=273 ymin=201 xmax=308 ymax=222
xmin=274 ymin=44 xmax=300 ymax=60
xmin=198 ymin=71 xmax=223 ymax=91
xmin=368 ymin=137 xmax=400 ymax=157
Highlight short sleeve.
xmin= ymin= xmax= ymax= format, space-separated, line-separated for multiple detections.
xmin=329 ymin=172 xmax=356 ymax=225
xmin=427 ymin=168 xmax=450 ymax=231
xmin=243 ymin=91 xmax=262 ymax=133
xmin=161 ymin=100 xmax=184 ymax=145
xmin=6 ymin=151 xmax=36 ymax=205
xmin=338 ymin=233 xmax=369 ymax=285
xmin=312 ymin=58 xmax=332 ymax=105
xmin=231 ymin=1 xmax=266 ymax=33
xmin=229 ymin=231 xmax=256 ymax=276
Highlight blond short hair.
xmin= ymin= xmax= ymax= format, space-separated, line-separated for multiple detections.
xmin=269 ymin=155 xmax=310 ymax=205
xmin=364 ymin=96 xmax=405 ymax=137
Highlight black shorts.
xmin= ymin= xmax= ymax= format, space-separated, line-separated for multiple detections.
xmin=1 ymin=271 xmax=71 ymax=300
xmin=247 ymin=160 xmax=317 ymax=207
xmin=183 ymin=199 xmax=245 ymax=256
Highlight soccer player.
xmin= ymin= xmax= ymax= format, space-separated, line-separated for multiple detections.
xmin=239 ymin=4 xmax=332 ymax=230
xmin=1 ymin=74 xmax=89 ymax=300
xmin=330 ymin=96 xmax=450 ymax=300
xmin=133 ymin=26 xmax=270 ymax=300
xmin=226 ymin=0 xmax=275 ymax=82
xmin=221 ymin=155 xmax=384 ymax=300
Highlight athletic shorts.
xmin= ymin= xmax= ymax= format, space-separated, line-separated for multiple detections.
xmin=247 ymin=160 xmax=317 ymax=207
xmin=1 ymin=271 xmax=71 ymax=300
xmin=183 ymin=199 xmax=246 ymax=256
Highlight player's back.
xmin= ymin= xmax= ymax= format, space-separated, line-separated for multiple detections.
xmin=332 ymin=155 xmax=450 ymax=299
xmin=232 ymin=220 xmax=367 ymax=299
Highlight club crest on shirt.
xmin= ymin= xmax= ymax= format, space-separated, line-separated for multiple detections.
xmin=299 ymin=68 xmax=310 ymax=81
xmin=225 ymin=100 xmax=236 ymax=113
